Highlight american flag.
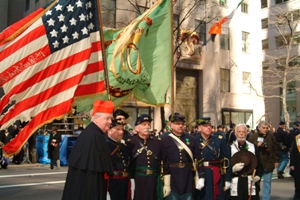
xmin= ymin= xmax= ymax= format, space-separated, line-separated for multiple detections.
xmin=0 ymin=0 xmax=105 ymax=155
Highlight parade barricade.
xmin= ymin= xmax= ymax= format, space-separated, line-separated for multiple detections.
xmin=36 ymin=135 xmax=50 ymax=164
xmin=36 ymin=135 xmax=78 ymax=165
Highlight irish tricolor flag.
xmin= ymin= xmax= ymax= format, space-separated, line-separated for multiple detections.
xmin=209 ymin=0 xmax=244 ymax=35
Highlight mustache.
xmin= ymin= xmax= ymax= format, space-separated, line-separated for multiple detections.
xmin=143 ymin=129 xmax=152 ymax=132
xmin=237 ymin=137 xmax=246 ymax=141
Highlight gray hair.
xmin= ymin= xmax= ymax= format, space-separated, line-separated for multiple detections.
xmin=91 ymin=112 xmax=102 ymax=121
xmin=235 ymin=123 xmax=247 ymax=132
xmin=257 ymin=120 xmax=269 ymax=128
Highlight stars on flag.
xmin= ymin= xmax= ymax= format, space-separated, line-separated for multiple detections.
xmin=42 ymin=0 xmax=99 ymax=51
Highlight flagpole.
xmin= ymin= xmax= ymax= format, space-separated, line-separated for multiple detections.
xmin=95 ymin=0 xmax=111 ymax=101
xmin=170 ymin=0 xmax=175 ymax=116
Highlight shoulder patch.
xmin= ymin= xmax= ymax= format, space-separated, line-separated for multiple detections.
xmin=218 ymin=135 xmax=223 ymax=139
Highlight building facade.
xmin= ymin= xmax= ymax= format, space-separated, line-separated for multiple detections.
xmin=0 ymin=0 xmax=266 ymax=132
xmin=261 ymin=0 xmax=300 ymax=128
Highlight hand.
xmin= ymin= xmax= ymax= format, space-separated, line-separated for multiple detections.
xmin=163 ymin=175 xmax=171 ymax=197
xmin=225 ymin=181 xmax=231 ymax=190
xmin=291 ymin=166 xmax=295 ymax=170
xmin=232 ymin=163 xmax=244 ymax=173
xmin=196 ymin=178 xmax=205 ymax=190
xmin=274 ymin=162 xmax=279 ymax=168
xmin=252 ymin=176 xmax=260 ymax=184
xmin=257 ymin=141 xmax=263 ymax=147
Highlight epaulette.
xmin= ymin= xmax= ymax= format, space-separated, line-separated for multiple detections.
xmin=157 ymin=137 xmax=161 ymax=140
xmin=218 ymin=135 xmax=223 ymax=139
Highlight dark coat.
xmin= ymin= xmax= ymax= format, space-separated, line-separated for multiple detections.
xmin=248 ymin=131 xmax=279 ymax=171
xmin=161 ymin=132 xmax=205 ymax=195
xmin=62 ymin=122 xmax=113 ymax=200
xmin=194 ymin=134 xmax=230 ymax=200
xmin=107 ymin=137 xmax=131 ymax=200
xmin=290 ymin=135 xmax=300 ymax=189
xmin=127 ymin=135 xmax=168 ymax=200
xmin=275 ymin=127 xmax=291 ymax=151
xmin=47 ymin=131 xmax=61 ymax=160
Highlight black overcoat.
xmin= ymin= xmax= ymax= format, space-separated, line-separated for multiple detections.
xmin=62 ymin=122 xmax=113 ymax=200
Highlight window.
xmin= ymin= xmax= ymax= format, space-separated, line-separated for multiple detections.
xmin=242 ymin=31 xmax=250 ymax=53
xmin=275 ymin=32 xmax=300 ymax=47
xmin=25 ymin=0 xmax=30 ymax=11
xmin=275 ymin=0 xmax=289 ymax=5
xmin=262 ymin=39 xmax=268 ymax=50
xmin=289 ymin=58 xmax=300 ymax=67
xmin=101 ymin=0 xmax=116 ymax=28
xmin=221 ymin=69 xmax=230 ymax=92
xmin=290 ymin=9 xmax=300 ymax=21
xmin=262 ymin=61 xmax=269 ymax=69
xmin=220 ymin=33 xmax=230 ymax=50
xmin=243 ymin=72 xmax=251 ymax=94
xmin=220 ymin=0 xmax=227 ymax=6
xmin=276 ymin=57 xmax=288 ymax=68
xmin=241 ymin=3 xmax=248 ymax=13
xmin=276 ymin=57 xmax=300 ymax=68
xmin=195 ymin=20 xmax=206 ymax=45
xmin=261 ymin=18 xmax=268 ymax=29
xmin=222 ymin=109 xmax=253 ymax=128
xmin=261 ymin=0 xmax=267 ymax=8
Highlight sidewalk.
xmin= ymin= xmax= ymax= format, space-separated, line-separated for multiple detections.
xmin=7 ymin=162 xmax=49 ymax=168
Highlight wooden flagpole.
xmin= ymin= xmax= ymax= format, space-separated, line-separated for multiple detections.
xmin=95 ymin=0 xmax=111 ymax=101
xmin=170 ymin=0 xmax=175 ymax=116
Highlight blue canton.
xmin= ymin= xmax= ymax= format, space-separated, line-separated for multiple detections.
xmin=42 ymin=0 xmax=100 ymax=52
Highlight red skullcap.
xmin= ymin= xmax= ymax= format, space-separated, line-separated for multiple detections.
xmin=92 ymin=100 xmax=114 ymax=115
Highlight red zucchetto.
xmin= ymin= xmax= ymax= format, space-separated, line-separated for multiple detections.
xmin=92 ymin=100 xmax=114 ymax=115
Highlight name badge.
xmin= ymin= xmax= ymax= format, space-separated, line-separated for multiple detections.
xmin=257 ymin=137 xmax=264 ymax=142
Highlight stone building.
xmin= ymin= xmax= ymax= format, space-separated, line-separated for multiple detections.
xmin=261 ymin=0 xmax=300 ymax=128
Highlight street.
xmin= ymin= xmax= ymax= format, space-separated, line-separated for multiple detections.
xmin=0 ymin=164 xmax=67 ymax=200
xmin=0 ymin=164 xmax=295 ymax=200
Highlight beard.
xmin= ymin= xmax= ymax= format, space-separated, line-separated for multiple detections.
xmin=237 ymin=137 xmax=246 ymax=141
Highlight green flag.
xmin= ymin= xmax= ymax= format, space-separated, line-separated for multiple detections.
xmin=76 ymin=0 xmax=172 ymax=111
xmin=105 ymin=0 xmax=172 ymax=107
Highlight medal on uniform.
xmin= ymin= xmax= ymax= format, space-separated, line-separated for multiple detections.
xmin=185 ymin=138 xmax=190 ymax=145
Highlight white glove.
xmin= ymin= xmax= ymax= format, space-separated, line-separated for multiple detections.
xmin=232 ymin=163 xmax=244 ymax=173
xmin=130 ymin=179 xmax=135 ymax=200
xmin=196 ymin=178 xmax=205 ymax=190
xmin=225 ymin=181 xmax=231 ymax=190
xmin=252 ymin=176 xmax=260 ymax=184
xmin=163 ymin=174 xmax=171 ymax=197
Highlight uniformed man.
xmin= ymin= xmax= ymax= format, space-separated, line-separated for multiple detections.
xmin=194 ymin=117 xmax=231 ymax=200
xmin=290 ymin=123 xmax=300 ymax=200
xmin=161 ymin=113 xmax=205 ymax=200
xmin=107 ymin=119 xmax=131 ymax=200
xmin=289 ymin=121 xmax=300 ymax=177
xmin=127 ymin=114 xmax=170 ymax=200
xmin=114 ymin=109 xmax=132 ymax=141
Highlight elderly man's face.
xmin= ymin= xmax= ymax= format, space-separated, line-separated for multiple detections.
xmin=235 ymin=125 xmax=247 ymax=141
xmin=135 ymin=121 xmax=151 ymax=136
xmin=94 ymin=113 xmax=113 ymax=133
xmin=258 ymin=124 xmax=269 ymax=135
xmin=170 ymin=121 xmax=185 ymax=135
